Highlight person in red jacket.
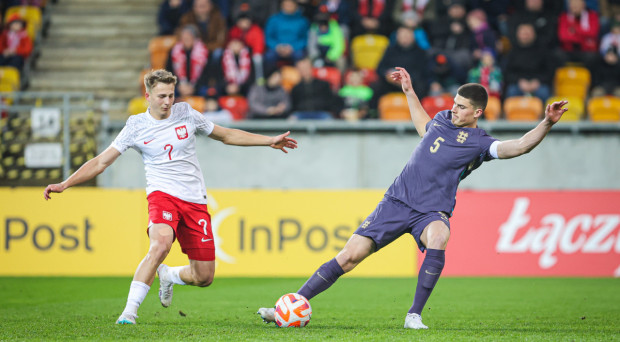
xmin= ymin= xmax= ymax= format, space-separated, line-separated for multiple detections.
xmin=557 ymin=0 xmax=599 ymax=66
xmin=228 ymin=6 xmax=265 ymax=80
xmin=0 ymin=14 xmax=33 ymax=71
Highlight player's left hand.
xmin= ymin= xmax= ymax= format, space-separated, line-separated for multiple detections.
xmin=43 ymin=183 xmax=65 ymax=200
xmin=545 ymin=100 xmax=568 ymax=125
xmin=270 ymin=131 xmax=298 ymax=153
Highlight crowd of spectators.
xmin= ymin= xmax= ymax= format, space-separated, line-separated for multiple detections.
xmin=157 ymin=0 xmax=620 ymax=120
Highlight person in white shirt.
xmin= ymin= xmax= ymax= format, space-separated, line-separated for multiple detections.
xmin=43 ymin=69 xmax=298 ymax=325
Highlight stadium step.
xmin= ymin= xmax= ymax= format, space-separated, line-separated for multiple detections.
xmin=37 ymin=58 xmax=147 ymax=72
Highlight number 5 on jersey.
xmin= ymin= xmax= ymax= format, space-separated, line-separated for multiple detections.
xmin=430 ymin=137 xmax=445 ymax=153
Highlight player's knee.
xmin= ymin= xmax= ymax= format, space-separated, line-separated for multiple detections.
xmin=194 ymin=273 xmax=213 ymax=287
xmin=427 ymin=234 xmax=449 ymax=249
xmin=149 ymin=242 xmax=171 ymax=261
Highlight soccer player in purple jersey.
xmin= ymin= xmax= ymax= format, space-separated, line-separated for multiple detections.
xmin=258 ymin=67 xmax=568 ymax=329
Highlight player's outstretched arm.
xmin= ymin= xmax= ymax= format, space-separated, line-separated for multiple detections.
xmin=390 ymin=67 xmax=431 ymax=137
xmin=496 ymin=100 xmax=568 ymax=159
xmin=43 ymin=146 xmax=121 ymax=200
xmin=209 ymin=125 xmax=298 ymax=153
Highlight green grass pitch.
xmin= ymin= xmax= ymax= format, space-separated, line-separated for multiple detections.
xmin=1 ymin=277 xmax=618 ymax=341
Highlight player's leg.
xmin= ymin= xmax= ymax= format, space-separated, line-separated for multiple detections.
xmin=405 ymin=219 xmax=450 ymax=329
xmin=117 ymin=223 xmax=175 ymax=324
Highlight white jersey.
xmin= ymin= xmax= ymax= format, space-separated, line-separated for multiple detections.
xmin=111 ymin=102 xmax=214 ymax=204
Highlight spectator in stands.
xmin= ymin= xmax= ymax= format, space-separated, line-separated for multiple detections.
xmin=307 ymin=10 xmax=346 ymax=70
xmin=467 ymin=49 xmax=502 ymax=98
xmin=508 ymin=0 xmax=558 ymax=48
xmin=0 ymin=14 xmax=32 ymax=71
xmin=351 ymin=0 xmax=395 ymax=37
xmin=202 ymin=94 xmax=234 ymax=123
xmin=504 ymin=23 xmax=552 ymax=102
xmin=429 ymin=0 xmax=473 ymax=84
xmin=179 ymin=0 xmax=227 ymax=60
xmin=290 ymin=57 xmax=341 ymax=119
xmin=372 ymin=26 xmax=430 ymax=110
xmin=471 ymin=0 xmax=510 ymax=35
xmin=157 ymin=0 xmax=191 ymax=36
xmin=264 ymin=0 xmax=310 ymax=69
xmin=600 ymin=18 xmax=620 ymax=57
xmin=248 ymin=67 xmax=291 ymax=119
xmin=221 ymin=37 xmax=253 ymax=96
xmin=557 ymin=0 xmax=600 ymax=66
xmin=466 ymin=8 xmax=497 ymax=62
xmin=591 ymin=45 xmax=620 ymax=97
xmin=339 ymin=69 xmax=373 ymax=121
xmin=228 ymin=7 xmax=265 ymax=79
xmin=390 ymin=10 xmax=430 ymax=50
xmin=318 ymin=0 xmax=353 ymax=40
xmin=428 ymin=52 xmax=460 ymax=96
xmin=165 ymin=25 xmax=209 ymax=97
xmin=230 ymin=0 xmax=279 ymax=27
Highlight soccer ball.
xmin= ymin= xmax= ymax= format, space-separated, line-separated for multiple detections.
xmin=274 ymin=293 xmax=312 ymax=327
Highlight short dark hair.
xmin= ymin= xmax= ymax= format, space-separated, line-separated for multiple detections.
xmin=457 ymin=83 xmax=488 ymax=111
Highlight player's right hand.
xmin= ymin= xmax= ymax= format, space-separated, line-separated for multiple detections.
xmin=390 ymin=67 xmax=416 ymax=97
xmin=44 ymin=183 xmax=65 ymax=200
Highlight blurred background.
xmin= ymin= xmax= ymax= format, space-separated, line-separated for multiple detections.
xmin=0 ymin=0 xmax=619 ymax=278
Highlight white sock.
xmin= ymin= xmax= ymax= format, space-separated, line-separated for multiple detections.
xmin=168 ymin=266 xmax=187 ymax=285
xmin=122 ymin=281 xmax=150 ymax=316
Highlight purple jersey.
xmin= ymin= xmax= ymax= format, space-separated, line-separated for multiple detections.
xmin=385 ymin=110 xmax=498 ymax=215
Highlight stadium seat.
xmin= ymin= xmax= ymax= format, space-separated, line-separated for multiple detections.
xmin=34 ymin=169 xmax=46 ymax=180
xmin=20 ymin=169 xmax=32 ymax=180
xmin=351 ymin=34 xmax=389 ymax=70
xmin=421 ymin=94 xmax=454 ymax=119
xmin=484 ymin=96 xmax=501 ymax=120
xmin=180 ymin=96 xmax=206 ymax=113
xmin=219 ymin=96 xmax=249 ymax=120
xmin=48 ymin=169 xmax=61 ymax=179
xmin=587 ymin=96 xmax=620 ymax=122
xmin=503 ymin=96 xmax=543 ymax=121
xmin=546 ymin=96 xmax=584 ymax=121
xmin=280 ymin=65 xmax=301 ymax=92
xmin=148 ymin=35 xmax=176 ymax=70
xmin=5 ymin=6 xmax=42 ymax=41
xmin=312 ymin=66 xmax=341 ymax=92
xmin=554 ymin=66 xmax=591 ymax=99
xmin=378 ymin=93 xmax=410 ymax=121
xmin=0 ymin=66 xmax=21 ymax=91
xmin=127 ymin=96 xmax=148 ymax=115
xmin=7 ymin=169 xmax=18 ymax=180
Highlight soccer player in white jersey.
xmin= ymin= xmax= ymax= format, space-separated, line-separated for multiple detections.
xmin=43 ymin=69 xmax=298 ymax=325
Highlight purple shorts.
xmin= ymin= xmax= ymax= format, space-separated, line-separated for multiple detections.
xmin=354 ymin=195 xmax=450 ymax=252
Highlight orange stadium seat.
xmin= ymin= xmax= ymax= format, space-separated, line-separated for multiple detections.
xmin=280 ymin=65 xmax=301 ymax=92
xmin=351 ymin=34 xmax=389 ymax=70
xmin=127 ymin=96 xmax=148 ymax=115
xmin=312 ymin=66 xmax=341 ymax=92
xmin=421 ymin=94 xmax=454 ymax=119
xmin=180 ymin=96 xmax=206 ymax=113
xmin=546 ymin=96 xmax=584 ymax=121
xmin=554 ymin=66 xmax=591 ymax=99
xmin=0 ymin=66 xmax=21 ymax=91
xmin=5 ymin=6 xmax=41 ymax=41
xmin=148 ymin=35 xmax=177 ymax=70
xmin=503 ymin=96 xmax=543 ymax=121
xmin=219 ymin=96 xmax=248 ymax=120
xmin=484 ymin=96 xmax=501 ymax=120
xmin=587 ymin=96 xmax=620 ymax=122
xmin=378 ymin=93 xmax=410 ymax=121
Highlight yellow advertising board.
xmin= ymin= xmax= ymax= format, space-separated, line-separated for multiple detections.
xmin=0 ymin=188 xmax=416 ymax=277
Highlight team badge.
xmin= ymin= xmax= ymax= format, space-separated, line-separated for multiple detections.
xmin=456 ymin=131 xmax=468 ymax=143
xmin=175 ymin=125 xmax=188 ymax=140
xmin=163 ymin=211 xmax=172 ymax=221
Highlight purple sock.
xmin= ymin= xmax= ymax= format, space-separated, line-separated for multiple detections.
xmin=297 ymin=258 xmax=344 ymax=300
xmin=409 ymin=249 xmax=445 ymax=315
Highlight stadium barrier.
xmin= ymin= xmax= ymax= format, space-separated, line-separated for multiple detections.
xmin=2 ymin=188 xmax=618 ymax=277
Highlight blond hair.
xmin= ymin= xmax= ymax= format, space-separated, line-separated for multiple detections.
xmin=144 ymin=69 xmax=177 ymax=93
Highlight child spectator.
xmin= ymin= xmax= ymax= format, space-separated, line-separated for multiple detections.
xmin=221 ymin=37 xmax=253 ymax=96
xmin=429 ymin=53 xmax=459 ymax=96
xmin=338 ymin=69 xmax=373 ymax=120
xmin=467 ymin=49 xmax=502 ymax=98
xmin=591 ymin=46 xmax=620 ymax=97
xmin=203 ymin=95 xmax=234 ymax=123
xmin=166 ymin=24 xmax=209 ymax=97
xmin=600 ymin=19 xmax=620 ymax=58
xmin=247 ymin=68 xmax=291 ymax=119
xmin=0 ymin=14 xmax=32 ymax=71
xmin=157 ymin=0 xmax=191 ymax=36
xmin=307 ymin=10 xmax=345 ymax=70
